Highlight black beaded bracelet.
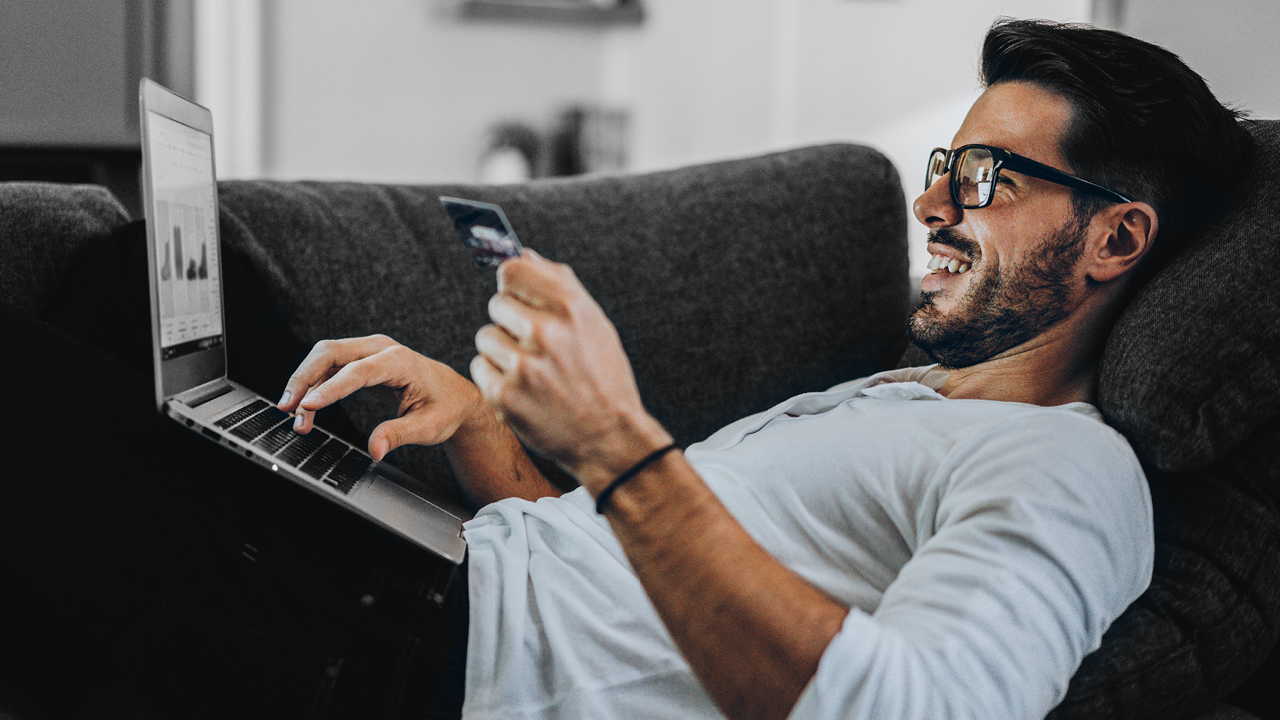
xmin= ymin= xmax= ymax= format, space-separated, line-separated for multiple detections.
xmin=594 ymin=443 xmax=681 ymax=515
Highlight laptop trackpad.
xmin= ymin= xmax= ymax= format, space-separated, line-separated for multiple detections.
xmin=357 ymin=478 xmax=467 ymax=564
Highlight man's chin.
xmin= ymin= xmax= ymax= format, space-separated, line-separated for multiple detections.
xmin=906 ymin=305 xmax=988 ymax=370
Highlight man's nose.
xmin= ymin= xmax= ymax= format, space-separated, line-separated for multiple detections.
xmin=913 ymin=175 xmax=962 ymax=228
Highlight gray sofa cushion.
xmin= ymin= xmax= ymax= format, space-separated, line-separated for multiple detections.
xmin=1099 ymin=118 xmax=1280 ymax=472
xmin=0 ymin=182 xmax=130 ymax=315
xmin=216 ymin=144 xmax=911 ymax=498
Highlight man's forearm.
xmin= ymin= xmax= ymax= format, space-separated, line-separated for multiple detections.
xmin=468 ymin=253 xmax=846 ymax=717
xmin=443 ymin=406 xmax=562 ymax=508
xmin=600 ymin=450 xmax=848 ymax=720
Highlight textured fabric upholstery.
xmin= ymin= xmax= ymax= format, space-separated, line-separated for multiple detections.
xmin=1099 ymin=119 xmax=1280 ymax=470
xmin=215 ymin=144 xmax=911 ymax=497
xmin=0 ymin=182 xmax=130 ymax=315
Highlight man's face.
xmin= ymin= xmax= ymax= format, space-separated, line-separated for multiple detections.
xmin=908 ymin=82 xmax=1093 ymax=369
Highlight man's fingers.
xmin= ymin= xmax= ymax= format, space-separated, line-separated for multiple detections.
xmin=368 ymin=391 xmax=476 ymax=460
xmin=368 ymin=423 xmax=396 ymax=461
xmin=293 ymin=405 xmax=314 ymax=433
xmin=496 ymin=251 xmax=574 ymax=313
xmin=278 ymin=335 xmax=396 ymax=412
xmin=290 ymin=380 xmax=323 ymax=433
xmin=299 ymin=345 xmax=413 ymax=412
xmin=470 ymin=354 xmax=504 ymax=407
xmin=475 ymin=322 xmax=522 ymax=374
xmin=367 ymin=415 xmax=436 ymax=461
xmin=486 ymin=294 xmax=535 ymax=347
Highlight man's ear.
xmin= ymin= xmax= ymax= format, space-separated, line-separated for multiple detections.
xmin=1086 ymin=201 xmax=1159 ymax=283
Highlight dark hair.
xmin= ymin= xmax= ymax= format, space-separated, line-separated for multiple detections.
xmin=980 ymin=17 xmax=1253 ymax=266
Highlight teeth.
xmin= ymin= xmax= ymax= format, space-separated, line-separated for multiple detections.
xmin=928 ymin=253 xmax=971 ymax=274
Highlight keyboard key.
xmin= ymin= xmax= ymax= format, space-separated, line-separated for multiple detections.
xmin=327 ymin=452 xmax=371 ymax=495
xmin=277 ymin=428 xmax=330 ymax=467
xmin=299 ymin=439 xmax=346 ymax=480
xmin=215 ymin=399 xmax=268 ymax=430
xmin=253 ymin=422 xmax=298 ymax=455
xmin=229 ymin=406 xmax=290 ymax=442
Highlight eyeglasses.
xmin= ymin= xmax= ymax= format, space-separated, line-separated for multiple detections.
xmin=925 ymin=144 xmax=1132 ymax=209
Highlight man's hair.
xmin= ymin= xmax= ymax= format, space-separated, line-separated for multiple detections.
xmin=980 ymin=18 xmax=1253 ymax=268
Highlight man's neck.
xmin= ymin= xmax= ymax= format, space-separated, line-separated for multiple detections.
xmin=930 ymin=322 xmax=1102 ymax=406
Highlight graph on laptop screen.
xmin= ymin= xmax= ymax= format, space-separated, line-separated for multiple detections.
xmin=145 ymin=111 xmax=224 ymax=360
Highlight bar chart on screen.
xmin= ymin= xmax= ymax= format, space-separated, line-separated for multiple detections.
xmin=146 ymin=107 xmax=224 ymax=357
xmin=154 ymin=186 xmax=220 ymax=350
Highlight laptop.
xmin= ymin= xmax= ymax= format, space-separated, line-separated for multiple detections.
xmin=138 ymin=78 xmax=468 ymax=566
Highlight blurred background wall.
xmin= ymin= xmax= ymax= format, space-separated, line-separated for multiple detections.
xmin=2 ymin=0 xmax=1277 ymax=275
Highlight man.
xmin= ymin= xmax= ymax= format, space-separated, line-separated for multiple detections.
xmin=280 ymin=18 xmax=1250 ymax=720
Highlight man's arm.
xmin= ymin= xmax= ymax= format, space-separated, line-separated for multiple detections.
xmin=277 ymin=333 xmax=560 ymax=508
xmin=471 ymin=252 xmax=847 ymax=720
xmin=601 ymin=450 xmax=849 ymax=720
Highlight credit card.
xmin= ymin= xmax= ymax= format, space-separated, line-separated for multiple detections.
xmin=439 ymin=196 xmax=524 ymax=267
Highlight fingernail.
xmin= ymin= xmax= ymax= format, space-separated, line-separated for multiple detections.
xmin=294 ymin=414 xmax=305 ymax=430
xmin=278 ymin=390 xmax=292 ymax=408
xmin=372 ymin=437 xmax=388 ymax=461
xmin=302 ymin=390 xmax=321 ymax=406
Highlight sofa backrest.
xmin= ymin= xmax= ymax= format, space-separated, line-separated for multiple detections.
xmin=216 ymin=143 xmax=911 ymax=492
xmin=0 ymin=182 xmax=131 ymax=315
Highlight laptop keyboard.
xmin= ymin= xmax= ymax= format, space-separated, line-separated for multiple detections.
xmin=211 ymin=399 xmax=370 ymax=495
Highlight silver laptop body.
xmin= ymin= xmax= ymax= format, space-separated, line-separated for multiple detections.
xmin=138 ymin=78 xmax=468 ymax=565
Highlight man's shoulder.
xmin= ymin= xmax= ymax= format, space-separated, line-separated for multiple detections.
xmin=932 ymin=400 xmax=1148 ymax=511
xmin=942 ymin=399 xmax=1137 ymax=464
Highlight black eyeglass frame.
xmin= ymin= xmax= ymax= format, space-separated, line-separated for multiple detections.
xmin=926 ymin=144 xmax=1132 ymax=209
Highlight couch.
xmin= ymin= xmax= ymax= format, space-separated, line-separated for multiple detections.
xmin=0 ymin=129 xmax=1276 ymax=718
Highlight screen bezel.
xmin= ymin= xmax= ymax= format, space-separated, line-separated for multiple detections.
xmin=139 ymin=78 xmax=227 ymax=410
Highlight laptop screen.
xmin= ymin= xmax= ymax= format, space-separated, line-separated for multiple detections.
xmin=143 ymin=110 xmax=224 ymax=360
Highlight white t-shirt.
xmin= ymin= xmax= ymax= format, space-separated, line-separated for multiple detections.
xmin=461 ymin=367 xmax=1154 ymax=720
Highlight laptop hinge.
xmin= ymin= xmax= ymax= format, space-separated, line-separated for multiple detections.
xmin=176 ymin=379 xmax=235 ymax=408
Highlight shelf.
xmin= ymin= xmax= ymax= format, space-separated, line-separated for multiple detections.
xmin=459 ymin=0 xmax=644 ymax=26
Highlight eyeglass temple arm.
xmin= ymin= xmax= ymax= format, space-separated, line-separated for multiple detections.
xmin=1001 ymin=154 xmax=1132 ymax=204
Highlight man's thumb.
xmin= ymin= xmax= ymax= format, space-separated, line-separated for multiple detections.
xmin=369 ymin=422 xmax=403 ymax=461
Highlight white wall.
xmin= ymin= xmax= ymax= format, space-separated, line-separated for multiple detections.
xmin=1119 ymin=0 xmax=1280 ymax=120
xmin=259 ymin=0 xmax=608 ymax=184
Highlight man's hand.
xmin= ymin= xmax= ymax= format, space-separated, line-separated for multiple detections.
xmin=472 ymin=251 xmax=845 ymax=720
xmin=277 ymin=334 xmax=485 ymax=461
xmin=277 ymin=334 xmax=560 ymax=507
xmin=470 ymin=250 xmax=673 ymax=490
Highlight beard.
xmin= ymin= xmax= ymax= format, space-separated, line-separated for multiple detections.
xmin=907 ymin=211 xmax=1090 ymax=369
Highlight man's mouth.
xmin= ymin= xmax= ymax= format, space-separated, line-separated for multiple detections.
xmin=927 ymin=253 xmax=971 ymax=274
xmin=926 ymin=228 xmax=978 ymax=277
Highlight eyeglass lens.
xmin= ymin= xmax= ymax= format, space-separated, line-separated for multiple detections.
xmin=925 ymin=147 xmax=997 ymax=208
xmin=926 ymin=149 xmax=948 ymax=193
xmin=955 ymin=147 xmax=995 ymax=207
